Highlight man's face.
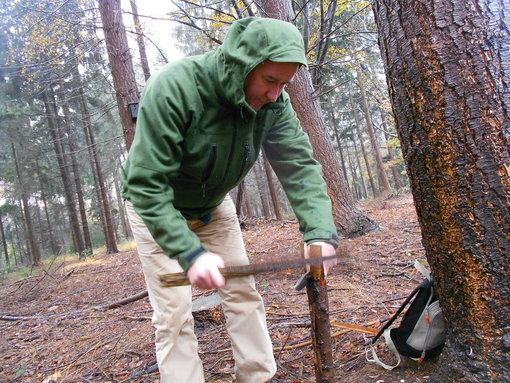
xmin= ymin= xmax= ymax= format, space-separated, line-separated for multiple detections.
xmin=243 ymin=60 xmax=300 ymax=111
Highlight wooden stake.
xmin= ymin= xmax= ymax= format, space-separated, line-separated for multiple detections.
xmin=303 ymin=243 xmax=335 ymax=382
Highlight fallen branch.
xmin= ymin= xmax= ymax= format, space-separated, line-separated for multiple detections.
xmin=0 ymin=289 xmax=149 ymax=321
xmin=92 ymin=290 xmax=148 ymax=310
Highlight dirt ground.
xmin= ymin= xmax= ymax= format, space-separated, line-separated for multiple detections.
xmin=0 ymin=193 xmax=441 ymax=382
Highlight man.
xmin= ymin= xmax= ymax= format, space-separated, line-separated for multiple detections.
xmin=122 ymin=17 xmax=339 ymax=383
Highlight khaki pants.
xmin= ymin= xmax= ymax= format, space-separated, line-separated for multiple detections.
xmin=126 ymin=196 xmax=276 ymax=383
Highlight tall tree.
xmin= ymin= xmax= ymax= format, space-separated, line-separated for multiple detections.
xmin=72 ymin=62 xmax=119 ymax=254
xmin=42 ymin=88 xmax=85 ymax=256
xmin=259 ymin=0 xmax=378 ymax=237
xmin=98 ymin=0 xmax=139 ymax=150
xmin=372 ymin=0 xmax=510 ymax=381
xmin=59 ymin=85 xmax=93 ymax=257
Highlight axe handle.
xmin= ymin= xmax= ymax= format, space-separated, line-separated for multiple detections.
xmin=159 ymin=255 xmax=342 ymax=287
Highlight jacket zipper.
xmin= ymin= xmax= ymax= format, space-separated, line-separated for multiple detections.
xmin=204 ymin=117 xmax=240 ymax=205
xmin=202 ymin=145 xmax=217 ymax=198
xmin=236 ymin=143 xmax=250 ymax=183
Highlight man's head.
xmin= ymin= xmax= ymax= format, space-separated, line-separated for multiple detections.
xmin=217 ymin=17 xmax=307 ymax=109
xmin=244 ymin=60 xmax=299 ymax=111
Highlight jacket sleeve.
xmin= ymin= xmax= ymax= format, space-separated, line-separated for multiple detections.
xmin=121 ymin=69 xmax=206 ymax=271
xmin=262 ymin=94 xmax=339 ymax=247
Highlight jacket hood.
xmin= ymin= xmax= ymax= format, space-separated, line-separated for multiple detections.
xmin=215 ymin=17 xmax=307 ymax=109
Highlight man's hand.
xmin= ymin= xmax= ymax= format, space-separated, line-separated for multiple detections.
xmin=310 ymin=241 xmax=337 ymax=277
xmin=187 ymin=252 xmax=226 ymax=289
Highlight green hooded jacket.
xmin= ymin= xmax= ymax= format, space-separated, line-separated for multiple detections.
xmin=121 ymin=17 xmax=338 ymax=271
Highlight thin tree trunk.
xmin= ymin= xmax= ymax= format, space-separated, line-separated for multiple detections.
xmin=357 ymin=69 xmax=392 ymax=196
xmin=346 ymin=142 xmax=362 ymax=200
xmin=0 ymin=212 xmax=10 ymax=267
xmin=59 ymin=85 xmax=92 ymax=257
xmin=243 ymin=186 xmax=253 ymax=217
xmin=38 ymin=172 xmax=58 ymax=256
xmin=130 ymin=0 xmax=151 ymax=82
xmin=76 ymin=82 xmax=109 ymax=249
xmin=330 ymin=111 xmax=350 ymax=184
xmin=262 ymin=150 xmax=282 ymax=220
xmin=352 ymin=138 xmax=368 ymax=200
xmin=13 ymin=213 xmax=26 ymax=265
xmin=73 ymin=67 xmax=118 ymax=254
xmin=113 ymin=169 xmax=131 ymax=239
xmin=42 ymin=88 xmax=85 ymax=256
xmin=12 ymin=144 xmax=40 ymax=266
xmin=373 ymin=1 xmax=510 ymax=381
xmin=254 ymin=157 xmax=272 ymax=218
xmin=350 ymin=94 xmax=377 ymax=197
xmin=98 ymin=0 xmax=139 ymax=150
xmin=235 ymin=181 xmax=245 ymax=217
xmin=380 ymin=109 xmax=403 ymax=192
xmin=311 ymin=0 xmax=336 ymax=90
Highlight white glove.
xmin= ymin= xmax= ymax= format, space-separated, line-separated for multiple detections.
xmin=310 ymin=241 xmax=337 ymax=277
xmin=187 ymin=252 xmax=225 ymax=289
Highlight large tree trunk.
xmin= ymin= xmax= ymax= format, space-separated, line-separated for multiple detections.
xmin=98 ymin=0 xmax=139 ymax=150
xmin=372 ymin=1 xmax=510 ymax=381
xmin=259 ymin=0 xmax=378 ymax=238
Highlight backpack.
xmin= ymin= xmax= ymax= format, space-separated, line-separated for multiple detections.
xmin=366 ymin=261 xmax=446 ymax=370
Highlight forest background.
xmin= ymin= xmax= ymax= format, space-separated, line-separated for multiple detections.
xmin=0 ymin=0 xmax=401 ymax=274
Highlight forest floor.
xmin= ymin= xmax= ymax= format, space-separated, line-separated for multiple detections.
xmin=0 ymin=193 xmax=441 ymax=383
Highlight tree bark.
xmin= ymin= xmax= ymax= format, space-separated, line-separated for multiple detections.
xmin=372 ymin=1 xmax=510 ymax=381
xmin=259 ymin=0 xmax=378 ymax=238
xmin=98 ymin=0 xmax=139 ymax=150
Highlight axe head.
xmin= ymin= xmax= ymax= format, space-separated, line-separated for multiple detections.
xmin=294 ymin=271 xmax=312 ymax=291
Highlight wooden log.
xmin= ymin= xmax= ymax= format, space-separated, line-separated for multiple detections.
xmin=304 ymin=243 xmax=335 ymax=383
